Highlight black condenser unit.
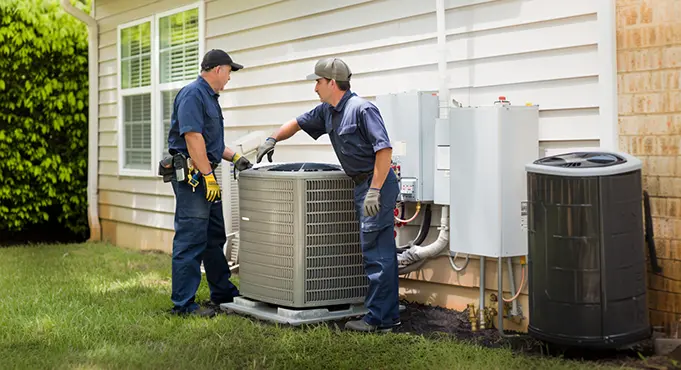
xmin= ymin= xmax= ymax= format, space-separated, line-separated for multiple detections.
xmin=525 ymin=151 xmax=651 ymax=349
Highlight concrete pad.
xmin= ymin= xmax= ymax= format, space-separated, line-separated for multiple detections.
xmin=222 ymin=296 xmax=405 ymax=326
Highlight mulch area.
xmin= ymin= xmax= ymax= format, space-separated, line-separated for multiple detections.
xmin=383 ymin=300 xmax=677 ymax=370
xmin=265 ymin=299 xmax=671 ymax=370
xmin=220 ymin=297 xmax=676 ymax=368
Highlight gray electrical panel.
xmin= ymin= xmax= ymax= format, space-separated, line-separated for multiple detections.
xmin=375 ymin=91 xmax=438 ymax=202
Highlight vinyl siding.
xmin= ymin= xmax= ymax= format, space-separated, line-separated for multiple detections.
xmin=207 ymin=0 xmax=607 ymax=169
xmin=94 ymin=0 xmax=612 ymax=277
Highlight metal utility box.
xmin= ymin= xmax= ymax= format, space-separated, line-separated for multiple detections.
xmin=525 ymin=151 xmax=650 ymax=349
xmin=375 ymin=91 xmax=438 ymax=202
xmin=448 ymin=104 xmax=539 ymax=258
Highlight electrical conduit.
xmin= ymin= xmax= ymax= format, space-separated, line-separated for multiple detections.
xmin=498 ymin=256 xmax=524 ymax=338
xmin=503 ymin=257 xmax=526 ymax=304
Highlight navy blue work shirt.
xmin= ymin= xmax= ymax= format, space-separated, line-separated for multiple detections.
xmin=296 ymin=90 xmax=392 ymax=177
xmin=167 ymin=76 xmax=225 ymax=165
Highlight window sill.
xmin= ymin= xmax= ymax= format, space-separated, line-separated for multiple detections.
xmin=118 ymin=168 xmax=158 ymax=179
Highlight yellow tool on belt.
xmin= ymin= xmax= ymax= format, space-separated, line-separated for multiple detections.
xmin=186 ymin=158 xmax=201 ymax=192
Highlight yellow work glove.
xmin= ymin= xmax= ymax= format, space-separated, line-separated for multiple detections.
xmin=203 ymin=172 xmax=221 ymax=202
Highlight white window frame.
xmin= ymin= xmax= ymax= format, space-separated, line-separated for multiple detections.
xmin=117 ymin=2 xmax=204 ymax=177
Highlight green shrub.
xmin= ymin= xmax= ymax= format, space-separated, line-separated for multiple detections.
xmin=0 ymin=0 xmax=90 ymax=237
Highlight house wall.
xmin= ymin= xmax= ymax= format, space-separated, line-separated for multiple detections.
xmin=94 ymin=0 xmax=616 ymax=332
xmin=616 ymin=0 xmax=681 ymax=329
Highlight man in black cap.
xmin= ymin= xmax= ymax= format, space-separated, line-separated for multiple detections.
xmin=166 ymin=49 xmax=252 ymax=317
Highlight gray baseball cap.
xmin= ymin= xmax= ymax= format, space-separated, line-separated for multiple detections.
xmin=306 ymin=57 xmax=352 ymax=82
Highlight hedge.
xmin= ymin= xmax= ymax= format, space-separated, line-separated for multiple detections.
xmin=0 ymin=0 xmax=90 ymax=238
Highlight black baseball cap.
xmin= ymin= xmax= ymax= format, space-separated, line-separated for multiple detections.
xmin=201 ymin=49 xmax=243 ymax=72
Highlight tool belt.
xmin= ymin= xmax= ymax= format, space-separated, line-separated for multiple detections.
xmin=350 ymin=171 xmax=373 ymax=186
xmin=158 ymin=153 xmax=218 ymax=183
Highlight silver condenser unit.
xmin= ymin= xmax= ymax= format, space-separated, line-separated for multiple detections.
xmin=236 ymin=162 xmax=368 ymax=308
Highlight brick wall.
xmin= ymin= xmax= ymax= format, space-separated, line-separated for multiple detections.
xmin=617 ymin=0 xmax=681 ymax=327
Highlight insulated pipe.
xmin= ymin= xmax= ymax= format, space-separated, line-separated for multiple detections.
xmin=412 ymin=204 xmax=432 ymax=245
xmin=60 ymin=0 xmax=101 ymax=241
xmin=397 ymin=206 xmax=449 ymax=265
xmin=396 ymin=205 xmax=432 ymax=253
xmin=398 ymin=259 xmax=427 ymax=276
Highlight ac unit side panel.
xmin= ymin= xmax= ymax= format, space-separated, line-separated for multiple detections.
xmin=238 ymin=176 xmax=297 ymax=306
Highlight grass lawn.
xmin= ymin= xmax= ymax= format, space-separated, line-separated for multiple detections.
xmin=0 ymin=243 xmax=640 ymax=369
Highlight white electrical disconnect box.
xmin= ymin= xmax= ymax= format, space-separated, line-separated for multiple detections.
xmin=448 ymin=104 xmax=539 ymax=258
xmin=375 ymin=91 xmax=438 ymax=202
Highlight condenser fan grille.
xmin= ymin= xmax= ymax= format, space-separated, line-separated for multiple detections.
xmin=304 ymin=177 xmax=366 ymax=304
xmin=534 ymin=152 xmax=627 ymax=168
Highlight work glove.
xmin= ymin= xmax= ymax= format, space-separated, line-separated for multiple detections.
xmin=203 ymin=172 xmax=221 ymax=202
xmin=231 ymin=153 xmax=253 ymax=171
xmin=363 ymin=188 xmax=381 ymax=217
xmin=256 ymin=137 xmax=277 ymax=163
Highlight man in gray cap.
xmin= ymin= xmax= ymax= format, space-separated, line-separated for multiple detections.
xmin=256 ymin=57 xmax=401 ymax=332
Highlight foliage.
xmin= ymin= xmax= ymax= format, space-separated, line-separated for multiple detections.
xmin=0 ymin=0 xmax=90 ymax=236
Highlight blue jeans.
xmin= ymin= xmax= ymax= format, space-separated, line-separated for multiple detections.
xmin=353 ymin=170 xmax=401 ymax=327
xmin=170 ymin=177 xmax=239 ymax=312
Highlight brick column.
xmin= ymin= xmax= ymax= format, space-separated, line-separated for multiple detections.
xmin=617 ymin=0 xmax=681 ymax=327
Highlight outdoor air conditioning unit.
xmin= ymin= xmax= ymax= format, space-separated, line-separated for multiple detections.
xmin=236 ymin=162 xmax=368 ymax=308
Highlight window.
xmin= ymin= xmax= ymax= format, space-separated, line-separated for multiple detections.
xmin=161 ymin=90 xmax=179 ymax=158
xmin=119 ymin=21 xmax=152 ymax=171
xmin=118 ymin=4 xmax=203 ymax=176
xmin=159 ymin=7 xmax=198 ymax=159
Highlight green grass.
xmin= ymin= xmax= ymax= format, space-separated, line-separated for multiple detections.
xmin=0 ymin=243 xmax=629 ymax=370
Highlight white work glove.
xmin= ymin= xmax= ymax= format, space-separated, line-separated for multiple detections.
xmin=363 ymin=188 xmax=381 ymax=217
xmin=256 ymin=137 xmax=276 ymax=163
